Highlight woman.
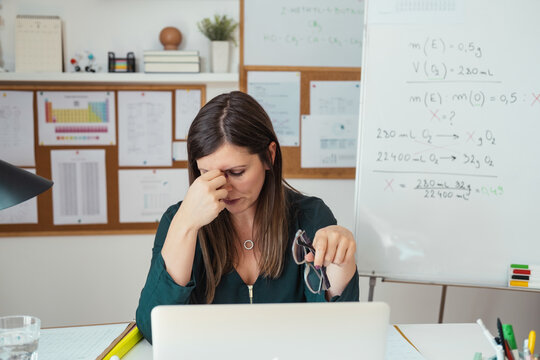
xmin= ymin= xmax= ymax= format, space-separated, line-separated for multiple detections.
xmin=136 ymin=91 xmax=359 ymax=342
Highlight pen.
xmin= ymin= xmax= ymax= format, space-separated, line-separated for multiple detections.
xmin=503 ymin=324 xmax=519 ymax=359
xmin=504 ymin=339 xmax=515 ymax=360
xmin=496 ymin=318 xmax=505 ymax=346
xmin=524 ymin=339 xmax=532 ymax=360
xmin=477 ymin=319 xmax=504 ymax=360
xmin=530 ymin=330 xmax=536 ymax=354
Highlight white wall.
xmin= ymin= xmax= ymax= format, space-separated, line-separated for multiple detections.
xmin=0 ymin=0 xmax=539 ymax=344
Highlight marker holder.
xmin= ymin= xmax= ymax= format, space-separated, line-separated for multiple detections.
xmin=508 ymin=264 xmax=540 ymax=289
xmin=108 ymin=52 xmax=136 ymax=72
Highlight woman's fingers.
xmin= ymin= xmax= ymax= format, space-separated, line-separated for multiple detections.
xmin=311 ymin=225 xmax=356 ymax=268
xmin=304 ymin=252 xmax=315 ymax=263
xmin=333 ymin=237 xmax=349 ymax=265
xmin=199 ymin=169 xmax=222 ymax=180
xmin=208 ymin=172 xmax=227 ymax=190
xmin=313 ymin=232 xmax=328 ymax=269
xmin=178 ymin=170 xmax=229 ymax=229
xmin=214 ymin=188 xmax=229 ymax=201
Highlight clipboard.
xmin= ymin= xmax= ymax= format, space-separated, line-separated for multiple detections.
xmin=97 ymin=321 xmax=142 ymax=360
xmin=39 ymin=321 xmax=142 ymax=360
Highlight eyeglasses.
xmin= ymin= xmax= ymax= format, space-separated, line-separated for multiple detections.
xmin=291 ymin=229 xmax=331 ymax=294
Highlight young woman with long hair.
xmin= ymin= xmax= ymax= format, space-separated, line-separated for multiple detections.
xmin=136 ymin=91 xmax=358 ymax=342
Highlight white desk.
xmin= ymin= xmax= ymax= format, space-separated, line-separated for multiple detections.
xmin=123 ymin=323 xmax=496 ymax=360
xmin=397 ymin=323 xmax=494 ymax=360
xmin=123 ymin=338 xmax=152 ymax=360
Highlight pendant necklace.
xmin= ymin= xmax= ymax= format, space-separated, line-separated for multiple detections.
xmin=243 ymin=239 xmax=254 ymax=250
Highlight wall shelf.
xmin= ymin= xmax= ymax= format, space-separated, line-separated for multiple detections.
xmin=0 ymin=72 xmax=239 ymax=85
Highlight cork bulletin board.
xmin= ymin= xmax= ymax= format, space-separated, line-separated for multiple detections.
xmin=0 ymin=82 xmax=205 ymax=236
xmin=240 ymin=0 xmax=364 ymax=179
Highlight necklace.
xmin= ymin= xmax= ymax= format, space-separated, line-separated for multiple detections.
xmin=243 ymin=239 xmax=254 ymax=250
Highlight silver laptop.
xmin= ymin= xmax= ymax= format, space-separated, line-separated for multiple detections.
xmin=151 ymin=302 xmax=390 ymax=360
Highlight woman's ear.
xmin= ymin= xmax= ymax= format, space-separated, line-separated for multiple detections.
xmin=266 ymin=141 xmax=277 ymax=169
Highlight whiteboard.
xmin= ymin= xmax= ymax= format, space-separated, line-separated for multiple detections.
xmin=243 ymin=0 xmax=364 ymax=67
xmin=354 ymin=0 xmax=540 ymax=287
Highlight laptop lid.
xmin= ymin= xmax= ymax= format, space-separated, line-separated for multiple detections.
xmin=151 ymin=301 xmax=390 ymax=360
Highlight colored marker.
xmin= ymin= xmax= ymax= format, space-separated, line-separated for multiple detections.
xmin=511 ymin=275 xmax=540 ymax=281
xmin=512 ymin=269 xmax=535 ymax=275
xmin=504 ymin=339 xmax=515 ymax=360
xmin=503 ymin=324 xmax=517 ymax=349
xmin=511 ymin=264 xmax=540 ymax=271
xmin=529 ymin=330 xmax=536 ymax=354
xmin=509 ymin=280 xmax=540 ymax=288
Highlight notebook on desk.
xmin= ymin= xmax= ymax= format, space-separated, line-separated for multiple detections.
xmin=151 ymin=301 xmax=390 ymax=360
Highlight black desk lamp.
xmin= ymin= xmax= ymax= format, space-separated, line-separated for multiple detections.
xmin=0 ymin=159 xmax=53 ymax=210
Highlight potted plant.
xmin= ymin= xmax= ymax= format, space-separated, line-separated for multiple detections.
xmin=197 ymin=15 xmax=238 ymax=73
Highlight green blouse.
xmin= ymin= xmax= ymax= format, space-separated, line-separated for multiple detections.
xmin=136 ymin=189 xmax=359 ymax=343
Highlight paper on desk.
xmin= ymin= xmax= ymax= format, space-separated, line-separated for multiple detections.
xmin=0 ymin=90 xmax=36 ymax=166
xmin=39 ymin=323 xmax=130 ymax=360
xmin=386 ymin=325 xmax=426 ymax=360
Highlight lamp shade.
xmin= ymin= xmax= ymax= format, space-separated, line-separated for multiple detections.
xmin=0 ymin=159 xmax=53 ymax=210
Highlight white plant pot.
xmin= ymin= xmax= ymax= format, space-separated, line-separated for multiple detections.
xmin=211 ymin=41 xmax=230 ymax=73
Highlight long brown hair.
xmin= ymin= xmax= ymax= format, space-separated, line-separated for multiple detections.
xmin=187 ymin=91 xmax=288 ymax=303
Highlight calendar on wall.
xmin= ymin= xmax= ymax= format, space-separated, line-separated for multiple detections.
xmin=15 ymin=15 xmax=63 ymax=72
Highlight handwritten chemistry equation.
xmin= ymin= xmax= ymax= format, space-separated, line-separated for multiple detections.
xmin=409 ymin=38 xmax=493 ymax=81
xmin=381 ymin=177 xmax=504 ymax=201
xmin=392 ymin=177 xmax=504 ymax=201
xmin=375 ymin=127 xmax=496 ymax=169
xmin=373 ymin=124 xmax=501 ymax=201
xmin=368 ymin=37 xmax=540 ymax=201
xmin=261 ymin=5 xmax=363 ymax=48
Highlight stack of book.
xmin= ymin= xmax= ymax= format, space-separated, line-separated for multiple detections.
xmin=508 ymin=264 xmax=540 ymax=289
xmin=143 ymin=50 xmax=200 ymax=73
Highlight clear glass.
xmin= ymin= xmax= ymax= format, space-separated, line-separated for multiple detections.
xmin=0 ymin=316 xmax=40 ymax=360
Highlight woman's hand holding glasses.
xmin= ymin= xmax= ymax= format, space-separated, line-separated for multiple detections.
xmin=293 ymin=226 xmax=357 ymax=299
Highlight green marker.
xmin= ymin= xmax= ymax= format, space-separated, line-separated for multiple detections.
xmin=511 ymin=264 xmax=540 ymax=271
xmin=502 ymin=324 xmax=517 ymax=349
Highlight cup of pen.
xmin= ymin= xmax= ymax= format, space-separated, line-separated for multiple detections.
xmin=0 ymin=315 xmax=40 ymax=360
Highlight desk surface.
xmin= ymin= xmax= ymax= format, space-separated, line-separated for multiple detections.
xmin=397 ymin=323 xmax=494 ymax=360
xmin=123 ymin=323 xmax=495 ymax=360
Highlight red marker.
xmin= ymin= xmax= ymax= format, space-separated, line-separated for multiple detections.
xmin=504 ymin=339 xmax=514 ymax=360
